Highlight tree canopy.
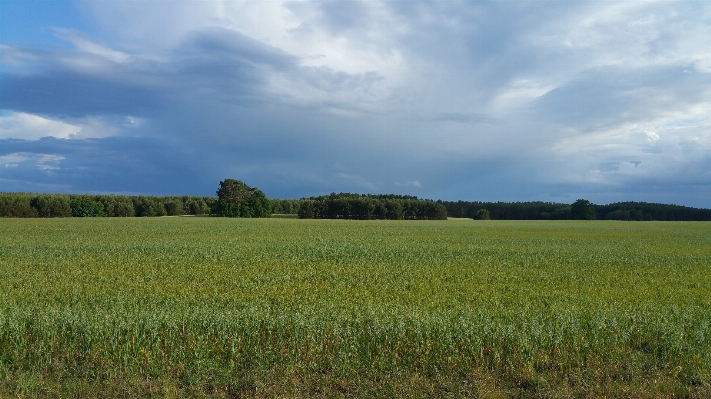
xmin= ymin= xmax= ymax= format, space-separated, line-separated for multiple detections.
xmin=473 ymin=209 xmax=490 ymax=220
xmin=296 ymin=193 xmax=447 ymax=220
xmin=212 ymin=179 xmax=271 ymax=218
xmin=569 ymin=199 xmax=597 ymax=220
xmin=2 ymin=191 xmax=710 ymax=221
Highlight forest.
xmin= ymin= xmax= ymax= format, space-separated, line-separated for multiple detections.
xmin=295 ymin=193 xmax=447 ymax=220
xmin=1 ymin=192 xmax=710 ymax=221
xmin=0 ymin=192 xmax=214 ymax=218
xmin=441 ymin=200 xmax=711 ymax=221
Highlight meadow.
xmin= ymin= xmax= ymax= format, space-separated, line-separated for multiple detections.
xmin=0 ymin=218 xmax=709 ymax=397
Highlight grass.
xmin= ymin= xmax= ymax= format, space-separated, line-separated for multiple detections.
xmin=0 ymin=218 xmax=710 ymax=397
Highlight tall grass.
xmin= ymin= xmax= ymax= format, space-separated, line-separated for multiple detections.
xmin=0 ymin=218 xmax=709 ymax=397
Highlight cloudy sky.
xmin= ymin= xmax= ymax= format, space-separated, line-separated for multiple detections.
xmin=1 ymin=1 xmax=710 ymax=207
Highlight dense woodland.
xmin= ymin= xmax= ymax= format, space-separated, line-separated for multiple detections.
xmin=0 ymin=179 xmax=272 ymax=219
xmin=441 ymin=200 xmax=711 ymax=221
xmin=276 ymin=197 xmax=711 ymax=221
xmin=295 ymin=193 xmax=447 ymax=220
xmin=0 ymin=193 xmax=214 ymax=218
xmin=1 ymin=192 xmax=710 ymax=221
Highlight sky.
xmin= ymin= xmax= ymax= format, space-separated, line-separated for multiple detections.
xmin=1 ymin=1 xmax=710 ymax=207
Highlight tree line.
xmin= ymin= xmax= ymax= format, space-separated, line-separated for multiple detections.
xmin=3 ymin=187 xmax=710 ymax=221
xmin=292 ymin=193 xmax=447 ymax=220
xmin=594 ymin=201 xmax=711 ymax=221
xmin=0 ymin=193 xmax=215 ymax=218
xmin=441 ymin=200 xmax=711 ymax=221
xmin=0 ymin=179 xmax=271 ymax=219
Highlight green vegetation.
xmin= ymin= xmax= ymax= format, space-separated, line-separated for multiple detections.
xmin=443 ymin=200 xmax=711 ymax=221
xmin=0 ymin=179 xmax=270 ymax=220
xmin=297 ymin=193 xmax=447 ymax=220
xmin=569 ymin=199 xmax=596 ymax=220
xmin=212 ymin=179 xmax=271 ymax=218
xmin=69 ymin=195 xmax=106 ymax=217
xmin=472 ymin=209 xmax=490 ymax=220
xmin=0 ymin=193 xmax=214 ymax=218
xmin=4 ymin=191 xmax=711 ymax=221
xmin=0 ymin=218 xmax=709 ymax=397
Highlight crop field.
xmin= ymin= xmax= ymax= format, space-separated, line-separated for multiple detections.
xmin=0 ymin=218 xmax=710 ymax=398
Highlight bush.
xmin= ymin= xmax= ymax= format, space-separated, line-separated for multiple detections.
xmin=70 ymin=196 xmax=106 ymax=217
xmin=473 ymin=209 xmax=490 ymax=220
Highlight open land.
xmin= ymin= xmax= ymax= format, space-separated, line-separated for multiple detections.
xmin=0 ymin=218 xmax=710 ymax=397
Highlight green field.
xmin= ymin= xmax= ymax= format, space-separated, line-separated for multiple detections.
xmin=1 ymin=218 xmax=710 ymax=397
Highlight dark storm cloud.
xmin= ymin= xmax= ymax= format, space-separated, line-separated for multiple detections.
xmin=0 ymin=69 xmax=163 ymax=117
xmin=531 ymin=66 xmax=711 ymax=130
xmin=0 ymin=28 xmax=300 ymax=117
xmin=0 ymin=136 xmax=210 ymax=194
xmin=0 ymin=23 xmax=390 ymax=172
xmin=182 ymin=28 xmax=297 ymax=69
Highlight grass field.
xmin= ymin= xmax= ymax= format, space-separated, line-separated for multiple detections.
xmin=0 ymin=218 xmax=710 ymax=397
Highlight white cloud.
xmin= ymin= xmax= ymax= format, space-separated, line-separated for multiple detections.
xmin=0 ymin=153 xmax=30 ymax=165
xmin=0 ymin=152 xmax=65 ymax=171
xmin=0 ymin=112 xmax=131 ymax=140
xmin=53 ymin=28 xmax=130 ymax=63
xmin=0 ymin=112 xmax=80 ymax=140
xmin=70 ymin=116 xmax=139 ymax=139
xmin=36 ymin=154 xmax=65 ymax=170
xmin=646 ymin=131 xmax=660 ymax=141
xmin=488 ymin=80 xmax=554 ymax=114
xmin=82 ymin=1 xmax=406 ymax=76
